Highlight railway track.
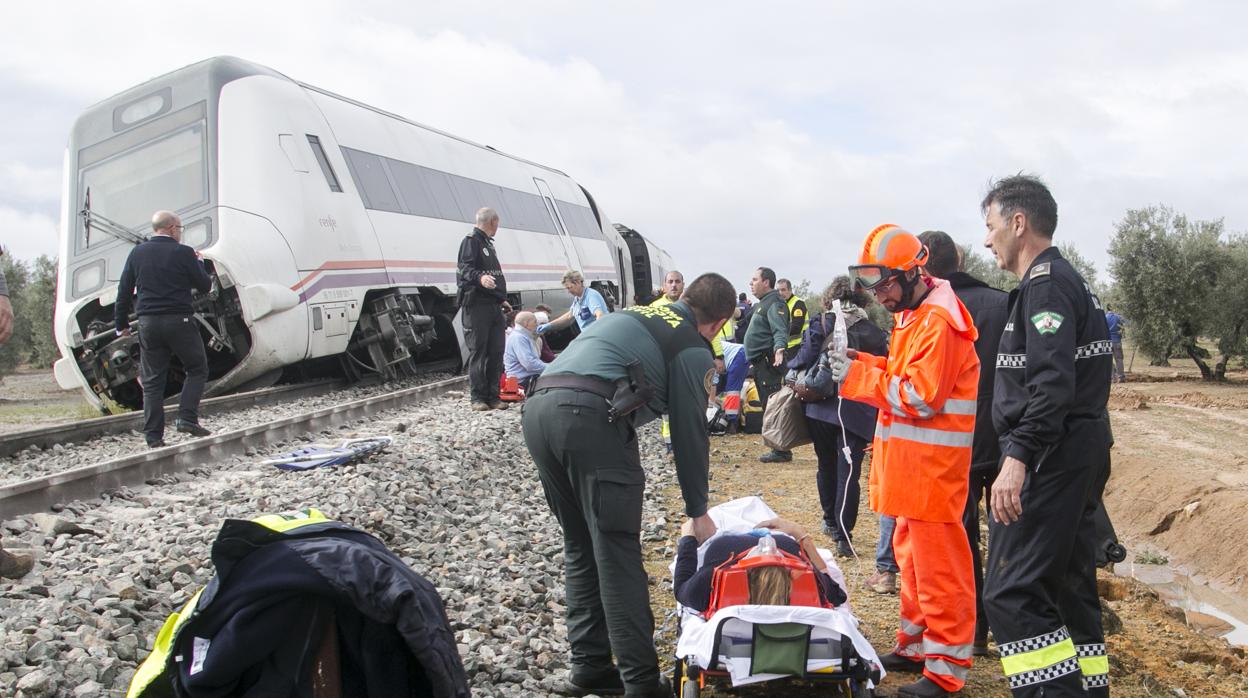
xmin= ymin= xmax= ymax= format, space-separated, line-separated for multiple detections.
xmin=0 ymin=375 xmax=467 ymax=518
xmin=0 ymin=379 xmax=344 ymax=459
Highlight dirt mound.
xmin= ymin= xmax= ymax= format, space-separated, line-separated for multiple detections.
xmin=1109 ymin=387 xmax=1150 ymax=411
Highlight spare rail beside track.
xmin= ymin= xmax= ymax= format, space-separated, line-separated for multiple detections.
xmin=0 ymin=375 xmax=467 ymax=518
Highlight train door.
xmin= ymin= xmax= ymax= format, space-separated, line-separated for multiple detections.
xmin=534 ymin=178 xmax=581 ymax=271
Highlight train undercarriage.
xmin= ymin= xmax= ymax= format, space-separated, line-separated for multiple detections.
xmin=69 ymin=272 xmax=459 ymax=411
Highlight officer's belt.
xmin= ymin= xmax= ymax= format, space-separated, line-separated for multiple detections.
xmin=530 ymin=374 xmax=616 ymax=400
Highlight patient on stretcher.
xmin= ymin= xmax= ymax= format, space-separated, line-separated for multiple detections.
xmin=673 ymin=516 xmax=848 ymax=613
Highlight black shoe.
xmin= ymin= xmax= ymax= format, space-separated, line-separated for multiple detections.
xmin=972 ymin=639 xmax=990 ymax=656
xmin=558 ymin=667 xmax=624 ymax=696
xmin=147 ymin=439 xmax=166 ymax=448
xmin=490 ymin=401 xmax=510 ymax=410
xmin=897 ymin=676 xmax=951 ymax=697
xmin=758 ymin=449 xmax=792 ymax=463
xmin=624 ymin=676 xmax=670 ymax=697
xmin=879 ymin=652 xmax=925 ymax=674
xmin=835 ymin=539 xmax=855 ymax=559
xmin=176 ymin=421 xmax=211 ymax=437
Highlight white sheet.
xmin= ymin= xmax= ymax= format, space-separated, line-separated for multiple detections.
xmin=670 ymin=496 xmax=882 ymax=688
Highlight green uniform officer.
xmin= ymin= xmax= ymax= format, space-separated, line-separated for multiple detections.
xmin=523 ymin=273 xmax=737 ymax=698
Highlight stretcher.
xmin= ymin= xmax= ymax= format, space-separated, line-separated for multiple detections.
xmin=669 ymin=498 xmax=883 ymax=696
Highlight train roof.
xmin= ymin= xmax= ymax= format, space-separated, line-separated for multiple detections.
xmin=75 ymin=56 xmax=569 ymax=178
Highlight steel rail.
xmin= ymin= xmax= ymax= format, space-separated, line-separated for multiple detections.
xmin=0 ymin=375 xmax=468 ymax=518
xmin=0 ymin=379 xmax=346 ymax=459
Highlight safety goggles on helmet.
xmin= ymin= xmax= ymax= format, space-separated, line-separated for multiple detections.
xmin=848 ymin=264 xmax=898 ymax=291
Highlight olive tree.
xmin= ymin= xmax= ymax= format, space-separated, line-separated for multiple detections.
xmin=1109 ymin=206 xmax=1245 ymax=379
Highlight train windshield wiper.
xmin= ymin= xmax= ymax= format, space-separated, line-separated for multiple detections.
xmin=80 ymin=189 xmax=147 ymax=247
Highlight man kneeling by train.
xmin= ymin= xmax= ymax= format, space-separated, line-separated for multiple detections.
xmin=523 ymin=273 xmax=736 ymax=697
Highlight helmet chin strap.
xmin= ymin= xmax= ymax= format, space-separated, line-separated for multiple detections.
xmin=895 ymin=270 xmax=928 ymax=312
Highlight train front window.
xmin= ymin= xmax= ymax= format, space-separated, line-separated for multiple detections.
xmin=79 ymin=122 xmax=207 ymax=248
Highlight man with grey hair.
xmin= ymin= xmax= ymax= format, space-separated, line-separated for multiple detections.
xmin=457 ymin=207 xmax=510 ymax=410
xmin=115 ymin=210 xmax=214 ymax=447
xmin=503 ymin=310 xmax=549 ymax=392
xmin=538 ymin=269 xmax=610 ymax=334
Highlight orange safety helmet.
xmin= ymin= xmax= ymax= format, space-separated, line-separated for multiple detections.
xmin=849 ymin=224 xmax=928 ymax=290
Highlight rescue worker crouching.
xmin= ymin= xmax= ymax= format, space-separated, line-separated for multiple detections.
xmin=522 ymin=273 xmax=737 ymax=697
xmin=831 ymin=225 xmax=979 ymax=698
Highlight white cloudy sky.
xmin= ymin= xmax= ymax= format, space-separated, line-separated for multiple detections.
xmin=2 ymin=1 xmax=1245 ymax=293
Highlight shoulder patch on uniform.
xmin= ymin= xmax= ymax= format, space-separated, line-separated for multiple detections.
xmin=1031 ymin=311 xmax=1064 ymax=334
xmin=703 ymin=368 xmax=717 ymax=396
xmin=793 ymin=308 xmax=804 ymax=317
xmin=1030 ymin=262 xmax=1051 ymax=279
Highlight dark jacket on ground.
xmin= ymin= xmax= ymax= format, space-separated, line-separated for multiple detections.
xmin=115 ymin=235 xmax=212 ymax=332
xmin=787 ymin=309 xmax=888 ymax=442
xmin=456 ymin=227 xmax=507 ymax=307
xmin=673 ymin=534 xmax=847 ymax=612
xmin=946 ymin=272 xmax=1010 ymax=471
xmin=134 ymin=518 xmax=469 ymax=698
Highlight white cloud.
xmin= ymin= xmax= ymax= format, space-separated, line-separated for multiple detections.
xmin=0 ymin=206 xmax=59 ymax=262
xmin=3 ymin=1 xmax=1248 ymax=290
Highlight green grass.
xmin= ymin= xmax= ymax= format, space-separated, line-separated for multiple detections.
xmin=0 ymin=401 xmax=101 ymax=425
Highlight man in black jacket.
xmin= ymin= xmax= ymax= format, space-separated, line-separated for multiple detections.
xmin=457 ymin=207 xmax=510 ymax=410
xmin=919 ymin=229 xmax=1009 ymax=656
xmin=982 ymin=175 xmax=1112 ymax=696
xmin=115 ymin=210 xmax=213 ymax=447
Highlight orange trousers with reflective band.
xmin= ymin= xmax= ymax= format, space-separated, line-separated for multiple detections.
xmin=893 ymin=516 xmax=976 ymax=691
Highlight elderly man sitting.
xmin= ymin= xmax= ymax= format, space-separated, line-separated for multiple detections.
xmin=504 ymin=311 xmax=550 ymax=393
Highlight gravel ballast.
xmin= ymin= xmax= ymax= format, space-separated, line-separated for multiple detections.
xmin=0 ymin=391 xmax=676 ymax=697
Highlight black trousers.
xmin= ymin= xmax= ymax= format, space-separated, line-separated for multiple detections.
xmin=463 ymin=302 xmax=505 ymax=404
xmin=137 ymin=314 xmax=207 ymax=442
xmin=807 ymin=417 xmax=867 ymax=541
xmin=964 ymin=464 xmax=998 ymax=646
xmin=522 ymin=388 xmax=659 ymax=691
xmin=749 ymin=354 xmax=784 ymax=411
xmin=984 ymin=418 xmax=1111 ymax=697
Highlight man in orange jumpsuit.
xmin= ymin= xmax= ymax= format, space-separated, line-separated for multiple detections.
xmin=831 ymin=225 xmax=980 ymax=697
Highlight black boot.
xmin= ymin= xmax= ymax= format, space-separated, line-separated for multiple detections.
xmin=559 ymin=665 xmax=625 ymax=696
xmin=897 ymin=676 xmax=951 ymax=697
xmin=878 ymin=652 xmax=925 ymax=674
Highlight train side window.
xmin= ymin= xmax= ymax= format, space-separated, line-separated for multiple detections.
xmin=387 ymin=159 xmax=439 ymax=218
xmin=449 ymin=174 xmax=482 ymax=223
xmin=419 ymin=169 xmax=464 ymax=222
xmin=524 ymin=192 xmax=556 ymax=234
xmin=342 ymin=147 xmax=401 ymax=212
xmin=306 ymin=135 xmax=342 ymax=192
xmin=474 ymin=180 xmax=512 ymax=224
xmin=501 ymin=187 xmax=534 ymax=231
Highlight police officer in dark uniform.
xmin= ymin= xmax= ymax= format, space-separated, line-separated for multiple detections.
xmin=980 ymin=176 xmax=1112 ymax=697
xmin=115 ymin=210 xmax=213 ymax=448
xmin=456 ymin=207 xmax=510 ymax=411
xmin=522 ymin=273 xmax=736 ymax=697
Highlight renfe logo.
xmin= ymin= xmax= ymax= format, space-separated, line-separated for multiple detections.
xmin=319 ymin=216 xmax=338 ymax=232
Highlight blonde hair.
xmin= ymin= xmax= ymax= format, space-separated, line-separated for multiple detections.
xmin=562 ymin=270 xmax=585 ymax=285
xmin=747 ymin=566 xmax=792 ymax=606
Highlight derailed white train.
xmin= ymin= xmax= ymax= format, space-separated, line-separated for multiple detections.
xmin=53 ymin=56 xmax=673 ymax=410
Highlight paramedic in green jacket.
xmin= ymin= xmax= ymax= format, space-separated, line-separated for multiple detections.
xmin=743 ymin=266 xmax=792 ymax=463
xmin=523 ymin=273 xmax=736 ymax=698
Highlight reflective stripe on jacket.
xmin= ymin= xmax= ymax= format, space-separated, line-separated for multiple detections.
xmin=841 ymin=279 xmax=979 ymax=522
xmin=785 ymin=295 xmax=809 ymax=348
